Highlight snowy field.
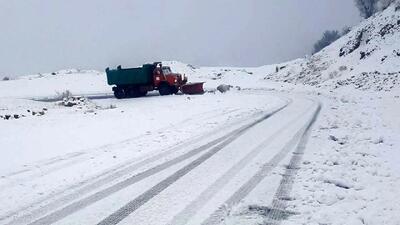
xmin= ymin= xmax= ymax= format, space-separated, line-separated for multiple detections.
xmin=0 ymin=61 xmax=398 ymax=225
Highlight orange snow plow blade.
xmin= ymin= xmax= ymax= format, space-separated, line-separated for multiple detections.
xmin=181 ymin=82 xmax=205 ymax=95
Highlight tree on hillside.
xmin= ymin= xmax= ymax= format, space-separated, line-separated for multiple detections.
xmin=376 ymin=0 xmax=395 ymax=10
xmin=312 ymin=30 xmax=341 ymax=54
xmin=355 ymin=0 xmax=378 ymax=18
xmin=354 ymin=0 xmax=394 ymax=18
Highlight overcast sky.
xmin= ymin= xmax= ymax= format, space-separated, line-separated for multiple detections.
xmin=0 ymin=0 xmax=361 ymax=77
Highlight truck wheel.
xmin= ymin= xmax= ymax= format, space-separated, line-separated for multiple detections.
xmin=159 ymin=84 xmax=171 ymax=96
xmin=114 ymin=88 xmax=125 ymax=99
xmin=140 ymin=91 xmax=148 ymax=97
xmin=126 ymin=87 xmax=141 ymax=98
xmin=170 ymin=86 xmax=179 ymax=94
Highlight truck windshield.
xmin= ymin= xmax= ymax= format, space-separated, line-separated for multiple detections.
xmin=162 ymin=67 xmax=172 ymax=75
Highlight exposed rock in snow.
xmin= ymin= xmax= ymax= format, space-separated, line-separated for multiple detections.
xmin=217 ymin=84 xmax=233 ymax=93
xmin=61 ymin=96 xmax=87 ymax=107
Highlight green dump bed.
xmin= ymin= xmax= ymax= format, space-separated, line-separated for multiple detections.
xmin=106 ymin=64 xmax=155 ymax=86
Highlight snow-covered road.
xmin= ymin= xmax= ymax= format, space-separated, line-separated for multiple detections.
xmin=0 ymin=91 xmax=321 ymax=225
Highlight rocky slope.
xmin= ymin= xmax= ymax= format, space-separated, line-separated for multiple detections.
xmin=267 ymin=3 xmax=400 ymax=92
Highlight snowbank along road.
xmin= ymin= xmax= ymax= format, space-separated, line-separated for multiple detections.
xmin=0 ymin=89 xmax=321 ymax=225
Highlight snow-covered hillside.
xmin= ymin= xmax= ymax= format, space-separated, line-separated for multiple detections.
xmin=266 ymin=3 xmax=400 ymax=92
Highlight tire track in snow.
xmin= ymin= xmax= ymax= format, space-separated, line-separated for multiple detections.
xmin=0 ymin=108 xmax=239 ymax=183
xmin=95 ymin=105 xmax=286 ymax=225
xmin=1 ymin=107 xmax=259 ymax=224
xmin=263 ymin=103 xmax=321 ymax=225
xmin=168 ymin=100 xmax=314 ymax=225
xmin=201 ymin=101 xmax=321 ymax=225
xmin=25 ymin=105 xmax=288 ymax=225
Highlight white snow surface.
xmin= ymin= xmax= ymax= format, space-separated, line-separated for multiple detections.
xmin=0 ymin=4 xmax=399 ymax=225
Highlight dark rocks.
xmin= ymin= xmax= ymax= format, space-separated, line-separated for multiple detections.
xmin=334 ymin=71 xmax=399 ymax=91
xmin=217 ymin=84 xmax=233 ymax=93
xmin=339 ymin=29 xmax=364 ymax=57
xmin=26 ymin=109 xmax=47 ymax=117
xmin=64 ymin=101 xmax=77 ymax=107
xmin=329 ymin=135 xmax=339 ymax=142
xmin=61 ymin=96 xmax=87 ymax=107
xmin=360 ymin=51 xmax=366 ymax=59
xmin=379 ymin=23 xmax=397 ymax=37
xmin=4 ymin=115 xmax=11 ymax=120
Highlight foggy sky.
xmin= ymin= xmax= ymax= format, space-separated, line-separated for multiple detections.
xmin=0 ymin=0 xmax=360 ymax=77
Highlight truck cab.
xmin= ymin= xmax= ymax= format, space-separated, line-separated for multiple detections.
xmin=153 ymin=63 xmax=187 ymax=95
